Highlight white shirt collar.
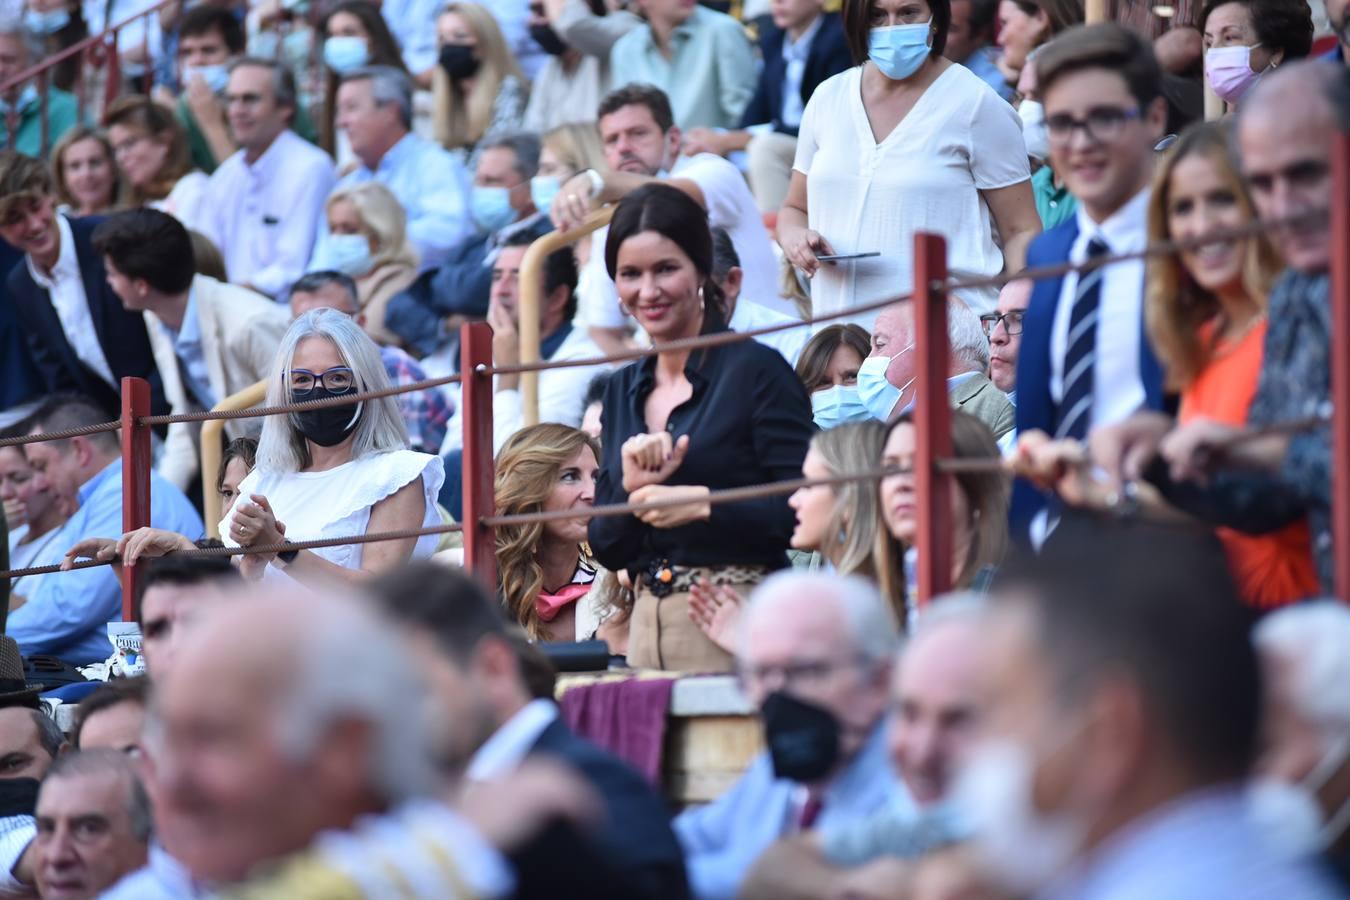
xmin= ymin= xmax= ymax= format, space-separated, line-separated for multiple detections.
xmin=466 ymin=699 xmax=558 ymax=781
xmin=25 ymin=213 xmax=77 ymax=288
xmin=1074 ymin=186 xmax=1150 ymax=253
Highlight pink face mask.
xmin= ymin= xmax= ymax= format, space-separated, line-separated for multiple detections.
xmin=1205 ymin=44 xmax=1263 ymax=104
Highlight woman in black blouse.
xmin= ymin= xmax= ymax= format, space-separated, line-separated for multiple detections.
xmin=588 ymin=184 xmax=813 ymax=672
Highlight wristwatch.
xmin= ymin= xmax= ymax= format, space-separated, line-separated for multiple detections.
xmin=273 ymin=543 xmax=300 ymax=568
xmin=582 ymin=168 xmax=605 ymax=198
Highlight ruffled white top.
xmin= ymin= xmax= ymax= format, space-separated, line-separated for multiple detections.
xmin=220 ymin=450 xmax=445 ymax=579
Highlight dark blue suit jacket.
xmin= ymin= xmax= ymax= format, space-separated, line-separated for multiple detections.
xmin=5 ymin=216 xmax=166 ymax=421
xmin=0 ymin=239 xmax=43 ymax=414
xmin=385 ymin=215 xmax=554 ymax=357
xmin=739 ymin=13 xmax=852 ymax=137
xmin=1010 ymin=218 xmax=1166 ymax=541
xmin=509 ymin=717 xmax=689 ymax=900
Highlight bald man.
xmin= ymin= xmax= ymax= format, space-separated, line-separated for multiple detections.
xmin=739 ymin=595 xmax=986 ymax=900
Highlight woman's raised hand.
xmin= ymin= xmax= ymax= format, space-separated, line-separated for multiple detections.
xmin=621 ymin=432 xmax=690 ymax=493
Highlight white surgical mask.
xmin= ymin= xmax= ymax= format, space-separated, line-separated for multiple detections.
xmin=1247 ymin=734 xmax=1350 ymax=858
xmin=856 ymin=346 xmax=914 ymax=422
xmin=1018 ymin=99 xmax=1049 ymax=163
xmin=952 ymin=737 xmax=1088 ymax=894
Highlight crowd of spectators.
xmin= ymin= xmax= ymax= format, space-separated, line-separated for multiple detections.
xmin=0 ymin=0 xmax=1345 ymax=896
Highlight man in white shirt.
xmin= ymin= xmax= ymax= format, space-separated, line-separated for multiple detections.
xmin=443 ymin=231 xmax=608 ymax=454
xmin=200 ymin=57 xmax=336 ymax=300
xmin=553 ymin=84 xmax=791 ymax=350
xmin=92 ymin=209 xmax=289 ymax=493
xmin=711 ymin=226 xmax=807 ymax=367
xmin=325 ymin=66 xmax=472 ymax=271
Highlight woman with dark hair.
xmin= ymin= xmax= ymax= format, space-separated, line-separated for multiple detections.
xmin=1200 ymin=0 xmax=1312 ymax=108
xmin=778 ymin=0 xmax=1040 ymax=331
xmin=795 ymin=323 xmax=872 ymax=429
xmin=318 ymin=0 xmax=409 ymax=156
xmin=588 ymin=183 xmax=814 ymax=672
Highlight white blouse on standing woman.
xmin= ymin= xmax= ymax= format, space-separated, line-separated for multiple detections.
xmin=793 ymin=63 xmax=1030 ymax=328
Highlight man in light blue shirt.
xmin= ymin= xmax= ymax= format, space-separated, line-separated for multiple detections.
xmin=608 ymin=1 xmax=756 ymax=130
xmin=675 ymin=573 xmax=911 ymax=900
xmin=943 ymin=0 xmax=1014 ymax=101
xmin=320 ymin=66 xmax=472 ymax=271
xmin=9 ymin=396 xmax=202 ymax=666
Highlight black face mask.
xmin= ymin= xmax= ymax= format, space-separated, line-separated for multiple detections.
xmin=293 ymin=387 xmax=361 ymax=447
xmin=760 ymin=691 xmax=841 ymax=783
xmin=529 ymin=22 xmax=568 ymax=56
xmin=439 ymin=43 xmax=481 ymax=80
xmin=0 ymin=777 xmax=40 ymax=818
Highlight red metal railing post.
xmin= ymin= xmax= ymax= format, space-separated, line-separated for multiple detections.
xmin=913 ymin=232 xmax=953 ymax=606
xmin=120 ymin=378 xmax=152 ymax=622
xmin=37 ymin=69 xmax=49 ymax=158
xmin=104 ymin=29 xmax=122 ymax=107
xmin=460 ymin=322 xmax=497 ymax=591
xmin=1331 ymin=132 xmax=1350 ymax=602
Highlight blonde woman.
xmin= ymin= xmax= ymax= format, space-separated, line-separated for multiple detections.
xmin=51 ymin=127 xmax=122 ymax=216
xmin=533 ymin=122 xmax=607 ymax=268
xmin=689 ymin=419 xmax=904 ymax=649
xmin=103 ymin=96 xmax=209 ymax=232
xmin=494 ymin=423 xmax=603 ymax=642
xmin=433 ymin=2 xmax=528 ymax=162
xmin=319 ymin=182 xmax=420 ymax=345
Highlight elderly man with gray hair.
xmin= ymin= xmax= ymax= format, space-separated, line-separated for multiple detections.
xmin=861 ymin=297 xmax=1015 ymax=439
xmin=674 ymin=572 xmax=911 ymax=900
xmin=34 ymin=750 xmax=151 ymax=900
xmin=0 ymin=20 xmax=78 ymax=157
xmin=1252 ymin=601 xmax=1350 ymax=892
xmin=740 ymin=594 xmax=987 ymax=899
xmin=325 ymin=65 xmax=473 ymax=272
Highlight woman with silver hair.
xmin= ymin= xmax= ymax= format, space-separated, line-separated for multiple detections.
xmin=220 ymin=308 xmax=444 ymax=581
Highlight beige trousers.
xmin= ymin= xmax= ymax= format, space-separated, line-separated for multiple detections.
xmin=627 ymin=581 xmax=757 ymax=673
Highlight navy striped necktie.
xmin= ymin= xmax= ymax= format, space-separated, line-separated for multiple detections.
xmin=1054 ymin=237 xmax=1110 ymax=440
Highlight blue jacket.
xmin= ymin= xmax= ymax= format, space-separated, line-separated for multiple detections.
xmin=385 ymin=215 xmax=554 ymax=357
xmin=0 ymin=239 xmax=43 ymax=414
xmin=738 ymin=13 xmax=852 ymax=137
xmin=1010 ymin=218 xmax=1165 ymax=542
xmin=675 ymin=719 xmax=911 ymax=900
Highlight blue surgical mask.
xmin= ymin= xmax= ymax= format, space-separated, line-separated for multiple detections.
xmin=856 ymin=346 xmax=915 ymax=421
xmin=315 ymin=233 xmax=374 ymax=277
xmin=471 ymin=186 xmax=517 ymax=233
xmin=183 ymin=63 xmax=229 ymax=94
xmin=23 ymin=8 xmax=69 ymax=34
xmin=323 ymin=35 xmax=369 ymax=74
xmin=530 ymin=175 xmax=561 ymax=214
xmin=869 ymin=20 xmax=932 ymax=81
xmin=811 ymin=385 xmax=871 ymax=430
